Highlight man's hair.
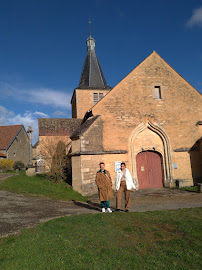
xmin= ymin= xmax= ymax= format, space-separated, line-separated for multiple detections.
xmin=99 ymin=162 xmax=105 ymax=166
xmin=121 ymin=162 xmax=126 ymax=167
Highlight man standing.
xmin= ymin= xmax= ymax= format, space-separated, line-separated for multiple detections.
xmin=95 ymin=162 xmax=113 ymax=213
xmin=115 ymin=162 xmax=136 ymax=212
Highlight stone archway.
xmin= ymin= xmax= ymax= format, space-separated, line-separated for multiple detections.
xmin=129 ymin=121 xmax=173 ymax=189
xmin=189 ymin=138 xmax=202 ymax=185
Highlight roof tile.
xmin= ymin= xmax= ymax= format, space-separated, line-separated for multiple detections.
xmin=0 ymin=152 xmax=6 ymax=157
xmin=39 ymin=118 xmax=83 ymax=136
xmin=0 ymin=125 xmax=23 ymax=150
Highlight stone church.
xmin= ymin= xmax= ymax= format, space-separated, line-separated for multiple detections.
xmin=34 ymin=34 xmax=202 ymax=195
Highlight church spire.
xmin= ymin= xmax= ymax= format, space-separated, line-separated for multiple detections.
xmin=77 ymin=34 xmax=111 ymax=89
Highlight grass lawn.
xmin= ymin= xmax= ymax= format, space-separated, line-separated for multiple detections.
xmin=0 ymin=172 xmax=88 ymax=202
xmin=0 ymin=208 xmax=201 ymax=270
xmin=180 ymin=186 xmax=197 ymax=192
xmin=0 ymin=170 xmax=17 ymax=173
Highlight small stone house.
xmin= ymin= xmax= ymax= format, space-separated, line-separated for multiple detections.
xmin=33 ymin=118 xmax=82 ymax=174
xmin=36 ymin=34 xmax=202 ymax=195
xmin=0 ymin=125 xmax=30 ymax=166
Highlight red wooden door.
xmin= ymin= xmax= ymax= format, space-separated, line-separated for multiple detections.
xmin=136 ymin=151 xmax=163 ymax=189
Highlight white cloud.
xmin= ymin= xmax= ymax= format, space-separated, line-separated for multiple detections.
xmin=187 ymin=7 xmax=202 ymax=27
xmin=33 ymin=111 xmax=49 ymax=117
xmin=0 ymin=106 xmax=39 ymax=144
xmin=26 ymin=89 xmax=71 ymax=109
xmin=0 ymin=106 xmax=15 ymax=125
xmin=53 ymin=111 xmax=67 ymax=116
xmin=0 ymin=81 xmax=71 ymax=109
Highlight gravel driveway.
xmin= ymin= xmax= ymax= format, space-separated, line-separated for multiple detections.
xmin=0 ymin=173 xmax=202 ymax=238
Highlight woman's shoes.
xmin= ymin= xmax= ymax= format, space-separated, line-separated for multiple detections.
xmin=101 ymin=208 xmax=112 ymax=213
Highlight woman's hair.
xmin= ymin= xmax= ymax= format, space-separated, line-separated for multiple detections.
xmin=99 ymin=162 xmax=105 ymax=166
xmin=121 ymin=162 xmax=126 ymax=167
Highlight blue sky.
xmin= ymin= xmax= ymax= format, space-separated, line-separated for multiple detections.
xmin=0 ymin=0 xmax=202 ymax=144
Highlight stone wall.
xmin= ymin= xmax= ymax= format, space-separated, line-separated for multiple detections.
xmin=72 ymin=89 xmax=110 ymax=118
xmin=91 ymin=52 xmax=202 ymax=186
xmin=80 ymin=117 xmax=103 ymax=152
xmin=72 ymin=153 xmax=127 ymax=196
xmin=7 ymin=128 xmax=30 ymax=165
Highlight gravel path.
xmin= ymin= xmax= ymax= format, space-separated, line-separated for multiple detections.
xmin=0 ymin=173 xmax=201 ymax=238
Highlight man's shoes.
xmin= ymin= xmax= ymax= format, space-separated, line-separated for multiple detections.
xmin=101 ymin=208 xmax=105 ymax=213
xmin=125 ymin=210 xmax=129 ymax=212
xmin=115 ymin=209 xmax=121 ymax=212
xmin=106 ymin=208 xmax=112 ymax=213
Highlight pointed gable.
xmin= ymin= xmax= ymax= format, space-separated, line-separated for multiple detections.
xmin=90 ymin=51 xmax=201 ymax=151
xmin=92 ymin=50 xmax=202 ymax=113
xmin=0 ymin=125 xmax=23 ymax=150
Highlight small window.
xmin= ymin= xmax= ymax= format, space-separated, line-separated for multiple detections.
xmin=93 ymin=93 xmax=99 ymax=103
xmin=93 ymin=92 xmax=104 ymax=104
xmin=154 ymin=86 xmax=162 ymax=99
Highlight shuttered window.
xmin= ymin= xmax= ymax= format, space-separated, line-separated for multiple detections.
xmin=93 ymin=93 xmax=99 ymax=103
xmin=99 ymin=93 xmax=104 ymax=99
xmin=93 ymin=92 xmax=104 ymax=104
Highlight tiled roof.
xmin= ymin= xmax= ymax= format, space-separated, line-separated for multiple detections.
xmin=77 ymin=34 xmax=111 ymax=90
xmin=39 ymin=118 xmax=83 ymax=136
xmin=0 ymin=152 xmax=6 ymax=157
xmin=70 ymin=115 xmax=100 ymax=139
xmin=0 ymin=125 xmax=23 ymax=150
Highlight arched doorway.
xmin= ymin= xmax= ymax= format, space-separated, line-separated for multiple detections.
xmin=129 ymin=121 xmax=173 ymax=188
xmin=136 ymin=151 xmax=163 ymax=189
xmin=189 ymin=138 xmax=202 ymax=185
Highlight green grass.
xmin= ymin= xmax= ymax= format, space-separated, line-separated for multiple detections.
xmin=0 ymin=170 xmax=17 ymax=173
xmin=0 ymin=208 xmax=201 ymax=270
xmin=0 ymin=171 xmax=88 ymax=202
xmin=0 ymin=170 xmax=25 ymax=174
xmin=180 ymin=186 xmax=197 ymax=192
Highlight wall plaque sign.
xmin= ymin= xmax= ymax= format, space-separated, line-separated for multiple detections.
xmin=115 ymin=161 xmax=122 ymax=172
xmin=173 ymin=163 xmax=178 ymax=169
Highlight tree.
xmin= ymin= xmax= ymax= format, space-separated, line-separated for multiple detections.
xmin=37 ymin=138 xmax=71 ymax=184
xmin=48 ymin=141 xmax=68 ymax=183
xmin=13 ymin=161 xmax=25 ymax=170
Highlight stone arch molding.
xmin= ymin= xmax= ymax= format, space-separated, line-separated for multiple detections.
xmin=129 ymin=121 xmax=173 ymax=188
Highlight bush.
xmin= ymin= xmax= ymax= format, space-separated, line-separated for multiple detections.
xmin=0 ymin=159 xmax=14 ymax=171
xmin=13 ymin=161 xmax=25 ymax=170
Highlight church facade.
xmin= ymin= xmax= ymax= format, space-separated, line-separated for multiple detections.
xmin=35 ymin=34 xmax=202 ymax=196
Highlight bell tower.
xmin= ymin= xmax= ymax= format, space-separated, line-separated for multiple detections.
xmin=71 ymin=34 xmax=111 ymax=118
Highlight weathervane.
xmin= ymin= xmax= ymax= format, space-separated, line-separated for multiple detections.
xmin=88 ymin=19 xmax=92 ymax=35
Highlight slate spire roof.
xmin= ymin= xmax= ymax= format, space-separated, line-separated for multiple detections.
xmin=78 ymin=34 xmax=111 ymax=89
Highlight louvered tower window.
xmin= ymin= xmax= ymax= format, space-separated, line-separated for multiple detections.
xmin=93 ymin=93 xmax=104 ymax=104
